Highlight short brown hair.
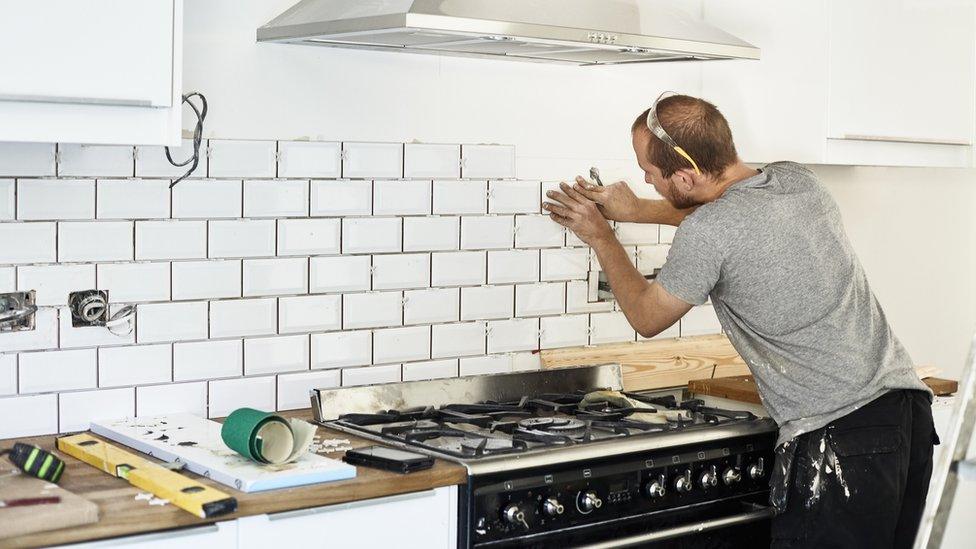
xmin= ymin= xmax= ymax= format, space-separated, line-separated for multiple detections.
xmin=632 ymin=95 xmax=738 ymax=178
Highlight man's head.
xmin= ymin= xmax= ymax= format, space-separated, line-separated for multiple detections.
xmin=631 ymin=94 xmax=738 ymax=208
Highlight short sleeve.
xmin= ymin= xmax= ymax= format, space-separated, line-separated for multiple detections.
xmin=656 ymin=220 xmax=723 ymax=306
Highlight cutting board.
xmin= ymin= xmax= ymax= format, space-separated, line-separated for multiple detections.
xmin=689 ymin=375 xmax=959 ymax=405
xmin=0 ymin=466 xmax=99 ymax=540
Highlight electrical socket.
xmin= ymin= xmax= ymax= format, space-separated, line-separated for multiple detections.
xmin=68 ymin=289 xmax=110 ymax=327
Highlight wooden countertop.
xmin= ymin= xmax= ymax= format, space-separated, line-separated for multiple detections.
xmin=1 ymin=410 xmax=468 ymax=548
xmin=689 ymin=374 xmax=959 ymax=404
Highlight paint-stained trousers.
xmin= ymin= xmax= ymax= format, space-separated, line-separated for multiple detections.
xmin=769 ymin=389 xmax=938 ymax=549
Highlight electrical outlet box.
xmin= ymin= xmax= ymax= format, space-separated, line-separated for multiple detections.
xmin=0 ymin=290 xmax=37 ymax=333
xmin=68 ymin=289 xmax=110 ymax=327
xmin=586 ymin=269 xmax=660 ymax=303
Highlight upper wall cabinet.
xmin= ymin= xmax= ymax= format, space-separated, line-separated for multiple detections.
xmin=703 ymin=0 xmax=976 ymax=168
xmin=0 ymin=0 xmax=183 ymax=146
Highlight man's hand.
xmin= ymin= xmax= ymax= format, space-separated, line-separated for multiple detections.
xmin=544 ymin=182 xmax=616 ymax=248
xmin=571 ymin=176 xmax=642 ymax=222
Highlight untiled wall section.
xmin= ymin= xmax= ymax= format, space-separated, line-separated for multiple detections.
xmin=0 ymin=139 xmax=721 ymax=438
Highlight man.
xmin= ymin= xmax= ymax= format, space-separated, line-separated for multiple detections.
xmin=544 ymin=93 xmax=938 ymax=548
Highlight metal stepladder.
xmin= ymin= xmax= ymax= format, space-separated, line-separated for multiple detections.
xmin=914 ymin=333 xmax=976 ymax=548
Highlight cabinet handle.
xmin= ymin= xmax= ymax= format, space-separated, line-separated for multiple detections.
xmin=267 ymin=489 xmax=438 ymax=521
xmin=835 ymin=134 xmax=971 ymax=147
xmin=0 ymin=92 xmax=156 ymax=107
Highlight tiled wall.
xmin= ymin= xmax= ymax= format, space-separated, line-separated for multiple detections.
xmin=0 ymin=139 xmax=721 ymax=439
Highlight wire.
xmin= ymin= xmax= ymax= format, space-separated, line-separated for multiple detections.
xmin=165 ymin=92 xmax=208 ymax=188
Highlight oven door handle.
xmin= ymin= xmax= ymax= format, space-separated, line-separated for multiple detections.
xmin=573 ymin=503 xmax=776 ymax=549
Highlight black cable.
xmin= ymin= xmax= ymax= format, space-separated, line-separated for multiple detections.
xmin=165 ymin=92 xmax=208 ymax=188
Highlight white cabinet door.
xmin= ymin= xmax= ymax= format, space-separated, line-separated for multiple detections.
xmin=237 ymin=486 xmax=458 ymax=549
xmin=702 ymin=0 xmax=830 ymax=164
xmin=67 ymin=521 xmax=237 ymax=548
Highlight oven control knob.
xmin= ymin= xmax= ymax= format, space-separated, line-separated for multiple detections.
xmin=502 ymin=503 xmax=529 ymax=529
xmin=723 ymin=467 xmax=742 ymax=486
xmin=578 ymin=491 xmax=603 ymax=513
xmin=645 ymin=475 xmax=667 ymax=499
xmin=748 ymin=458 xmax=765 ymax=480
xmin=674 ymin=469 xmax=693 ymax=493
xmin=699 ymin=465 xmax=719 ymax=489
xmin=542 ymin=497 xmax=565 ymax=517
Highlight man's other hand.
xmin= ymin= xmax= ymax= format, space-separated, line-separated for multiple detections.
xmin=544 ymin=182 xmax=616 ymax=247
xmin=572 ymin=176 xmax=641 ymax=222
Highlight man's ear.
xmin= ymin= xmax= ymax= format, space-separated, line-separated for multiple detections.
xmin=671 ymin=169 xmax=697 ymax=193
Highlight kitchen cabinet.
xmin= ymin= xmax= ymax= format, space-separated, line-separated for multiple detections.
xmin=0 ymin=0 xmax=183 ymax=146
xmin=70 ymin=521 xmax=237 ymax=548
xmin=702 ymin=0 xmax=976 ymax=167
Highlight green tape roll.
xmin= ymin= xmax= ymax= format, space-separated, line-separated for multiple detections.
xmin=221 ymin=408 xmax=298 ymax=464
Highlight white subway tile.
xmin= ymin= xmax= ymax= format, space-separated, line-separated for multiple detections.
xmin=461 ymin=144 xmax=516 ymax=179
xmin=59 ymin=387 xmax=135 ymax=432
xmin=540 ymin=248 xmax=590 ymax=281
xmin=487 ymin=249 xmax=539 ymax=284
xmin=511 ymin=351 xmax=542 ymax=372
xmin=19 ymin=348 xmax=97 ymax=393
xmin=209 ymin=219 xmax=276 ymax=258
xmin=431 ymin=251 xmax=486 ymax=287
xmin=0 ymin=354 xmax=14 ymax=396
xmin=310 ymin=180 xmax=372 ymax=216
xmin=636 ymin=244 xmax=670 ymax=272
xmin=59 ymin=305 xmax=136 ymax=348
xmin=208 ymin=140 xmax=276 ymax=178
xmin=243 ymin=257 xmax=308 ymax=296
xmin=244 ymin=334 xmax=310 ymax=375
xmin=244 ymin=179 xmax=309 ymax=218
xmin=59 ymin=221 xmax=133 ymax=262
xmin=374 ymin=326 xmax=430 ymax=365
xmin=137 ymin=301 xmax=209 ymax=343
xmin=372 ymin=253 xmax=429 ymax=290
xmin=309 ymin=255 xmax=371 ymax=293
xmin=0 ymin=222 xmax=56 ymax=264
xmin=135 ymin=220 xmax=208 ymax=260
xmin=0 ymin=394 xmax=58 ymax=438
xmin=172 ymin=179 xmax=243 ymax=219
xmin=58 ymin=144 xmax=133 ymax=177
xmin=210 ymin=298 xmax=277 ymax=338
xmin=209 ymin=376 xmax=276 ymax=418
xmin=278 ymin=218 xmax=341 ymax=256
xmin=488 ymin=318 xmax=539 ymax=353
xmin=0 ymin=179 xmax=13 ymax=220
xmin=404 ymin=288 xmax=459 ymax=325
xmin=0 ymin=308 xmax=58 ymax=352
xmin=433 ymin=180 xmax=487 ymax=215
xmin=99 ymin=344 xmax=172 ymax=388
xmin=97 ymin=179 xmax=171 ymax=220
xmin=681 ymin=304 xmax=722 ymax=336
xmin=136 ymin=382 xmax=207 ymax=418
xmin=566 ymin=280 xmax=614 ymax=313
xmin=403 ymin=216 xmax=459 ymax=252
xmin=17 ymin=264 xmax=95 ymax=306
xmin=16 ymin=179 xmax=93 ymax=220
xmin=342 ymin=142 xmax=403 ymax=179
xmin=459 ymin=354 xmax=511 ymax=376
xmin=616 ymin=222 xmax=659 ymax=245
xmin=431 ymin=321 xmax=486 ymax=358
xmin=461 ymin=285 xmax=514 ymax=320
xmin=343 ymin=291 xmax=403 ymax=329
xmin=171 ymin=260 xmax=241 ymax=300
xmin=279 ymin=294 xmax=342 ymax=334
xmin=278 ymin=141 xmax=342 ymax=178
xmin=404 ymin=143 xmax=461 ymax=178
xmin=173 ymin=339 xmax=243 ymax=382
xmin=97 ymin=262 xmax=171 ymax=302
xmin=342 ymin=364 xmax=401 ymax=386
xmin=0 ymin=267 xmax=13 ymax=291
xmin=342 ymin=217 xmax=401 ymax=254
xmin=489 ymin=180 xmax=541 ymax=214
xmin=515 ymin=282 xmax=565 ymax=317
xmin=660 ymin=225 xmax=676 ymax=244
xmin=515 ymin=215 xmax=565 ymax=248
xmin=311 ymin=330 xmax=372 ymax=369
xmin=373 ymin=180 xmax=432 ymax=216
xmin=135 ymin=139 xmax=207 ymax=178
xmin=402 ymin=359 xmax=458 ymax=382
xmin=460 ymin=215 xmax=514 ymax=250
xmin=277 ymin=369 xmax=341 ymax=411
xmin=0 ymin=143 xmax=56 ymax=176
xmin=540 ymin=315 xmax=589 ymax=350
xmin=590 ymin=311 xmax=636 ymax=344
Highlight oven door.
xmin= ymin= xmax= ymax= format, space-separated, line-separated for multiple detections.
xmin=473 ymin=500 xmax=774 ymax=549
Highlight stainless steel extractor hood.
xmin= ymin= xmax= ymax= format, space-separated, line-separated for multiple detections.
xmin=257 ymin=0 xmax=759 ymax=65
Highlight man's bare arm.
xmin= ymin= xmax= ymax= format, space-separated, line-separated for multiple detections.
xmin=571 ymin=178 xmax=695 ymax=226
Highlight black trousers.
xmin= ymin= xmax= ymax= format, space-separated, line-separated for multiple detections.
xmin=769 ymin=389 xmax=938 ymax=549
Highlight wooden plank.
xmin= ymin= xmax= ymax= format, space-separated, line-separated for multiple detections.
xmin=690 ymin=375 xmax=960 ymax=405
xmin=540 ymin=334 xmax=747 ymax=391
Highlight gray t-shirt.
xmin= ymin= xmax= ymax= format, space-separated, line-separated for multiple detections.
xmin=657 ymin=161 xmax=930 ymax=447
